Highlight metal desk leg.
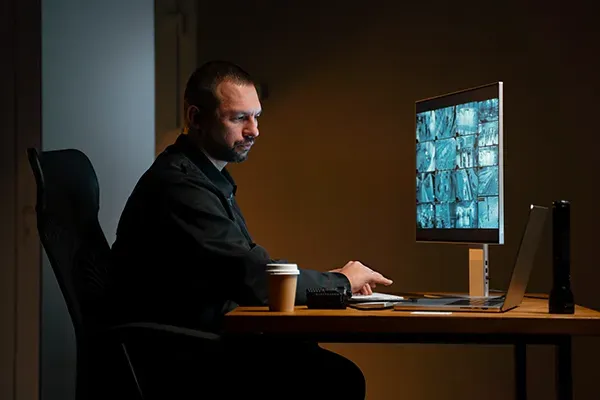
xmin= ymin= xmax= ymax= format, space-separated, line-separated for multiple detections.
xmin=556 ymin=336 xmax=573 ymax=400
xmin=515 ymin=341 xmax=527 ymax=400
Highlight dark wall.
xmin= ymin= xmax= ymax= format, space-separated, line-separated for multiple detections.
xmin=190 ymin=1 xmax=600 ymax=399
xmin=0 ymin=0 xmax=18 ymax=396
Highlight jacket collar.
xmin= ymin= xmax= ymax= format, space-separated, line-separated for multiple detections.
xmin=173 ymin=134 xmax=237 ymax=198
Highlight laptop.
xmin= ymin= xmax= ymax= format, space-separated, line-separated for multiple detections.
xmin=393 ymin=204 xmax=548 ymax=313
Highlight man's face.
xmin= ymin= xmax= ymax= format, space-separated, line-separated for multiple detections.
xmin=197 ymin=80 xmax=262 ymax=163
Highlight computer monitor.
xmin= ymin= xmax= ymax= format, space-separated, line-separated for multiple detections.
xmin=415 ymin=82 xmax=504 ymax=297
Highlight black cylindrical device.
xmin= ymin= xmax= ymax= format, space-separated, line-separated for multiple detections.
xmin=549 ymin=200 xmax=574 ymax=314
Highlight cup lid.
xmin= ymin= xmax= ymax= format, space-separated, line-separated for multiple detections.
xmin=266 ymin=263 xmax=299 ymax=275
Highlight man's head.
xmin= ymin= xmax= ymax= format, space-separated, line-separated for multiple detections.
xmin=184 ymin=61 xmax=261 ymax=164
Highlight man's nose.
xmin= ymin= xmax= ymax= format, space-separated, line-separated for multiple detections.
xmin=244 ymin=118 xmax=259 ymax=138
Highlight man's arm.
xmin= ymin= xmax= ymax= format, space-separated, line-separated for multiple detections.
xmin=160 ymin=176 xmax=350 ymax=306
xmin=297 ymin=269 xmax=350 ymax=304
xmin=247 ymin=243 xmax=350 ymax=304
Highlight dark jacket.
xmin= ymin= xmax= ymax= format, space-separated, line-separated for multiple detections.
xmin=108 ymin=134 xmax=350 ymax=332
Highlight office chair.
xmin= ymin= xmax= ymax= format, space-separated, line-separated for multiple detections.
xmin=27 ymin=148 xmax=220 ymax=400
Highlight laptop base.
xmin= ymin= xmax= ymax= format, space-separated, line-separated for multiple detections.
xmin=393 ymin=297 xmax=507 ymax=313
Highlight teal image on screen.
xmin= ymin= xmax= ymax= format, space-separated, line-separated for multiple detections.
xmin=416 ymin=98 xmax=499 ymax=229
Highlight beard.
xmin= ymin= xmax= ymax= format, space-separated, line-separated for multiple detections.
xmin=201 ymin=130 xmax=253 ymax=163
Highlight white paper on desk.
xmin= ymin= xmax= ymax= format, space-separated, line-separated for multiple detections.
xmin=349 ymin=292 xmax=404 ymax=303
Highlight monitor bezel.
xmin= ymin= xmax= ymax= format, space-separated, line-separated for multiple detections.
xmin=415 ymin=82 xmax=504 ymax=245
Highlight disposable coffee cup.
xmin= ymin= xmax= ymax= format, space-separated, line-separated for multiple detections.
xmin=266 ymin=263 xmax=299 ymax=312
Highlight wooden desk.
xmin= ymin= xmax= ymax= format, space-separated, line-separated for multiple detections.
xmin=224 ymin=297 xmax=600 ymax=400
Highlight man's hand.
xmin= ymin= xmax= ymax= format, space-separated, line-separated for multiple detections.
xmin=330 ymin=261 xmax=393 ymax=295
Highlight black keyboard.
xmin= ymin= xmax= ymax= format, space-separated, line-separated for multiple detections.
xmin=447 ymin=298 xmax=505 ymax=307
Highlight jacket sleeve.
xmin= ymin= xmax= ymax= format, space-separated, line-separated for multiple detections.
xmin=160 ymin=176 xmax=350 ymax=306
xmin=248 ymin=243 xmax=351 ymax=304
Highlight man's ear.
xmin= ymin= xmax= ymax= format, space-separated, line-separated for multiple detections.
xmin=186 ymin=104 xmax=200 ymax=130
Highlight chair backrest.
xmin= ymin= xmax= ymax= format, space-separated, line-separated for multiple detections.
xmin=27 ymin=148 xmax=111 ymax=336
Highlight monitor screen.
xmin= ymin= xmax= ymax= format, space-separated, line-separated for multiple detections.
xmin=415 ymin=82 xmax=503 ymax=244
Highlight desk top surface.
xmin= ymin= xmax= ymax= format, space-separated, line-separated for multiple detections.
xmin=224 ymin=297 xmax=600 ymax=337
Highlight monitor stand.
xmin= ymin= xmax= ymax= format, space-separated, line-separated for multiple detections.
xmin=469 ymin=244 xmax=490 ymax=298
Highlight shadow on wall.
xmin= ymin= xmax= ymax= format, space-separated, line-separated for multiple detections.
xmin=194 ymin=0 xmax=600 ymax=303
xmin=195 ymin=0 xmax=559 ymax=288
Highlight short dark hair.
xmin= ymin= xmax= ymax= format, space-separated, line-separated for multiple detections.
xmin=183 ymin=60 xmax=256 ymax=115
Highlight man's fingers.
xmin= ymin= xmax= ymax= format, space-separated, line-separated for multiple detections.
xmin=371 ymin=272 xmax=393 ymax=286
xmin=358 ymin=284 xmax=372 ymax=295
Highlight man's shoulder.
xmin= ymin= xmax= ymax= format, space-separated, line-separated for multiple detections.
xmin=125 ymin=143 xmax=227 ymax=212
xmin=146 ymin=146 xmax=212 ymax=187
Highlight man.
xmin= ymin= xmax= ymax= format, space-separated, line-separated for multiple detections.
xmin=109 ymin=60 xmax=392 ymax=399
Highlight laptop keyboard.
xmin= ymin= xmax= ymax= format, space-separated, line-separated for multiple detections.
xmin=447 ymin=298 xmax=505 ymax=307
